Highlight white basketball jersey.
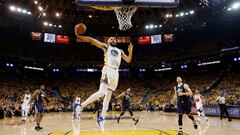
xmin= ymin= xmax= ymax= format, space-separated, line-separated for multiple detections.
xmin=75 ymin=97 xmax=81 ymax=104
xmin=194 ymin=94 xmax=202 ymax=103
xmin=104 ymin=45 xmax=122 ymax=69
xmin=23 ymin=94 xmax=31 ymax=104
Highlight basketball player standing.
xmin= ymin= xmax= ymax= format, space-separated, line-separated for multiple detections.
xmin=72 ymin=95 xmax=81 ymax=120
xmin=171 ymin=77 xmax=198 ymax=135
xmin=193 ymin=90 xmax=208 ymax=122
xmin=21 ymin=91 xmax=31 ymax=122
xmin=75 ymin=27 xmax=133 ymax=129
xmin=116 ymin=88 xmax=139 ymax=125
xmin=29 ymin=85 xmax=49 ymax=131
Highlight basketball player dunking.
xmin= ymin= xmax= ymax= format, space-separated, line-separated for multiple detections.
xmin=28 ymin=85 xmax=49 ymax=131
xmin=171 ymin=77 xmax=198 ymax=135
xmin=116 ymin=88 xmax=139 ymax=125
xmin=21 ymin=91 xmax=31 ymax=122
xmin=193 ymin=90 xmax=208 ymax=123
xmin=75 ymin=29 xmax=133 ymax=129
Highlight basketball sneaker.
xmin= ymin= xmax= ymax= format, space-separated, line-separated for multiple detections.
xmin=97 ymin=116 xmax=104 ymax=129
xmin=193 ymin=120 xmax=198 ymax=129
xmin=133 ymin=118 xmax=139 ymax=125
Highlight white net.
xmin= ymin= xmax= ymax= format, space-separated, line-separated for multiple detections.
xmin=114 ymin=6 xmax=137 ymax=31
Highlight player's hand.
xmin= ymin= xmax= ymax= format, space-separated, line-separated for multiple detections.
xmin=128 ymin=42 xmax=133 ymax=52
xmin=178 ymin=92 xmax=184 ymax=96
xmin=170 ymin=100 xmax=175 ymax=104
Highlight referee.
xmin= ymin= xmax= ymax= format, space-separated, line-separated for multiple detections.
xmin=216 ymin=92 xmax=232 ymax=121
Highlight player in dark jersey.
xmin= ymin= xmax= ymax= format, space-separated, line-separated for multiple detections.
xmin=28 ymin=85 xmax=49 ymax=131
xmin=93 ymin=99 xmax=102 ymax=119
xmin=116 ymin=88 xmax=139 ymax=125
xmin=171 ymin=77 xmax=198 ymax=135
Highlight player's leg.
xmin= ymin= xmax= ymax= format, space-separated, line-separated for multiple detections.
xmin=186 ymin=102 xmax=198 ymax=129
xmin=128 ymin=108 xmax=139 ymax=125
xmin=81 ymin=83 xmax=107 ymax=108
xmin=177 ymin=103 xmax=184 ymax=135
xmin=21 ymin=109 xmax=26 ymax=122
xmin=25 ymin=109 xmax=29 ymax=121
xmin=117 ymin=107 xmax=125 ymax=124
xmin=76 ymin=105 xmax=81 ymax=120
xmin=200 ymin=110 xmax=208 ymax=121
xmin=35 ymin=104 xmax=44 ymax=130
xmin=178 ymin=113 xmax=183 ymax=135
xmin=97 ymin=89 xmax=112 ymax=129
xmin=196 ymin=109 xmax=201 ymax=122
xmin=219 ymin=105 xmax=224 ymax=120
xmin=72 ymin=103 xmax=77 ymax=120
xmin=97 ymin=110 xmax=100 ymax=119
xmin=35 ymin=112 xmax=41 ymax=130
xmin=223 ymin=105 xmax=232 ymax=121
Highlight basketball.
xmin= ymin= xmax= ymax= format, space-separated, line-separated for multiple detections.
xmin=75 ymin=23 xmax=86 ymax=35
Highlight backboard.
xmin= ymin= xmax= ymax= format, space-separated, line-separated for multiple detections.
xmin=76 ymin=0 xmax=179 ymax=7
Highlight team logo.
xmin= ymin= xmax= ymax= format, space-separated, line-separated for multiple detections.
xmin=177 ymin=88 xmax=183 ymax=93
xmin=111 ymin=49 xmax=119 ymax=57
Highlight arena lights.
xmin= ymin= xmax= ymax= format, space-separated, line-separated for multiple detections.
xmin=139 ymin=69 xmax=145 ymax=72
xmin=234 ymin=57 xmax=240 ymax=62
xmin=53 ymin=69 xmax=59 ymax=72
xmin=38 ymin=6 xmax=43 ymax=11
xmin=9 ymin=6 xmax=16 ymax=11
xmin=198 ymin=61 xmax=221 ymax=66
xmin=76 ymin=68 xmax=99 ymax=72
xmin=9 ymin=5 xmax=32 ymax=15
xmin=145 ymin=24 xmax=162 ymax=29
xmin=232 ymin=2 xmax=240 ymax=9
xmin=88 ymin=14 xmax=93 ymax=18
xmin=55 ymin=12 xmax=60 ymax=17
xmin=154 ymin=67 xmax=172 ymax=72
xmin=6 ymin=63 xmax=14 ymax=67
xmin=34 ymin=0 xmax=38 ymax=5
xmin=176 ymin=10 xmax=194 ymax=18
xmin=43 ymin=21 xmax=62 ymax=28
xmin=166 ymin=14 xmax=173 ymax=18
xmin=24 ymin=66 xmax=44 ymax=71
xmin=43 ymin=13 xmax=46 ymax=16
xmin=227 ymin=2 xmax=240 ymax=11
xmin=119 ymin=69 xmax=129 ymax=72
xmin=181 ymin=64 xmax=187 ymax=69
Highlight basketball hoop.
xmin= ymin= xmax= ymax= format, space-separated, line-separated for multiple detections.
xmin=114 ymin=6 xmax=137 ymax=31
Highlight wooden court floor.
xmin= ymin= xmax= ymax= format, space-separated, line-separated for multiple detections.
xmin=0 ymin=112 xmax=239 ymax=135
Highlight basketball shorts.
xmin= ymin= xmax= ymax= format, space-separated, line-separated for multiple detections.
xmin=196 ymin=102 xmax=203 ymax=112
xmin=100 ymin=66 xmax=119 ymax=91
xmin=34 ymin=102 xmax=44 ymax=113
xmin=177 ymin=101 xmax=192 ymax=114
xmin=122 ymin=103 xmax=131 ymax=111
xmin=73 ymin=103 xmax=81 ymax=112
xmin=22 ymin=103 xmax=30 ymax=111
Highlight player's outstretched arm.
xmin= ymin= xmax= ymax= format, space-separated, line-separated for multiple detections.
xmin=116 ymin=92 xmax=125 ymax=99
xmin=75 ymin=31 xmax=107 ymax=51
xmin=121 ymin=43 xmax=133 ymax=63
xmin=183 ymin=84 xmax=193 ymax=96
